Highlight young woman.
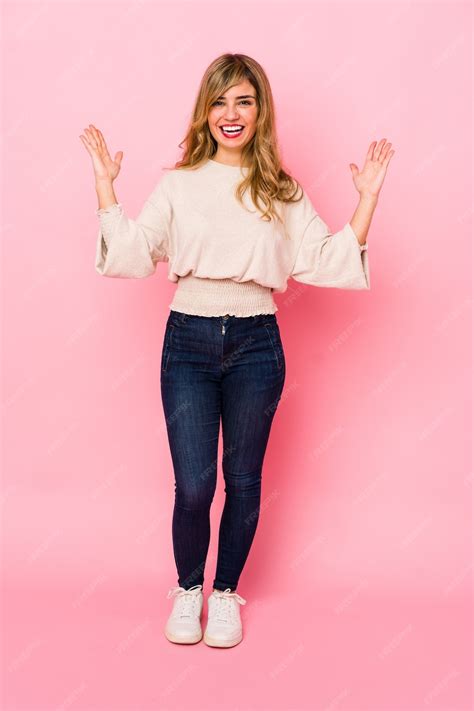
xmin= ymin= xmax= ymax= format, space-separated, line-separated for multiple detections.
xmin=80 ymin=53 xmax=394 ymax=649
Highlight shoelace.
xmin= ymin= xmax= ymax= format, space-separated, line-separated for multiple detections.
xmin=167 ymin=584 xmax=202 ymax=618
xmin=210 ymin=588 xmax=247 ymax=622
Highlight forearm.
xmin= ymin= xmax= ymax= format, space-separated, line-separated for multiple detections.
xmin=349 ymin=193 xmax=378 ymax=246
xmin=96 ymin=178 xmax=119 ymax=210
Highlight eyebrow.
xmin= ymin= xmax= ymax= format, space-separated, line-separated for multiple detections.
xmin=216 ymin=94 xmax=256 ymax=100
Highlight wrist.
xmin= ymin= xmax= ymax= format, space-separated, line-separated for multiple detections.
xmin=359 ymin=192 xmax=379 ymax=206
xmin=95 ymin=177 xmax=114 ymax=189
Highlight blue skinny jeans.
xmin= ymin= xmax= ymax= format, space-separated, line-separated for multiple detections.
xmin=160 ymin=309 xmax=286 ymax=592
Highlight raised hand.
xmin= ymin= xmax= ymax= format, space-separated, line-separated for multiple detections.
xmin=79 ymin=124 xmax=123 ymax=183
xmin=349 ymin=139 xmax=395 ymax=199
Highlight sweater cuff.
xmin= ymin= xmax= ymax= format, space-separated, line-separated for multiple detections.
xmin=96 ymin=202 xmax=123 ymax=217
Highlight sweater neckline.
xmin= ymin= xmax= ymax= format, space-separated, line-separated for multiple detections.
xmin=207 ymin=158 xmax=250 ymax=172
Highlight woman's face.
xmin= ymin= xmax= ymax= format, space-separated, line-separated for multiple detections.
xmin=207 ymin=80 xmax=258 ymax=161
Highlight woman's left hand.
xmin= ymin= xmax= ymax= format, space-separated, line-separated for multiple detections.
xmin=349 ymin=138 xmax=395 ymax=199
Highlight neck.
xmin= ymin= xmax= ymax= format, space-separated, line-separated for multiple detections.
xmin=212 ymin=149 xmax=246 ymax=168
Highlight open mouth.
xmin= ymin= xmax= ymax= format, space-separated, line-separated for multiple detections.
xmin=219 ymin=125 xmax=244 ymax=138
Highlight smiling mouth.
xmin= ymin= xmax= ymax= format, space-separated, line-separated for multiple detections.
xmin=219 ymin=125 xmax=244 ymax=138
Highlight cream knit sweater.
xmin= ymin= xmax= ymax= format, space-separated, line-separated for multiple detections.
xmin=95 ymin=158 xmax=370 ymax=316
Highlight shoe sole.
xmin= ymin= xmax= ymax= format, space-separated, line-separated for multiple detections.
xmin=164 ymin=629 xmax=203 ymax=644
xmin=203 ymin=631 xmax=243 ymax=648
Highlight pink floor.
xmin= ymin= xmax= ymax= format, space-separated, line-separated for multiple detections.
xmin=3 ymin=581 xmax=472 ymax=711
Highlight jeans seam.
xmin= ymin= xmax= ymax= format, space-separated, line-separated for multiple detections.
xmin=264 ymin=323 xmax=282 ymax=370
xmin=162 ymin=325 xmax=174 ymax=372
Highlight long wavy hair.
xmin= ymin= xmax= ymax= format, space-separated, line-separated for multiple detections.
xmin=170 ymin=53 xmax=304 ymax=235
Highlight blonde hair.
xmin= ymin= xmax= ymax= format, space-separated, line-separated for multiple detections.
xmin=168 ymin=53 xmax=304 ymax=235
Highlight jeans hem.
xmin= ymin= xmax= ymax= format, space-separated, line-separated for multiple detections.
xmin=212 ymin=581 xmax=237 ymax=592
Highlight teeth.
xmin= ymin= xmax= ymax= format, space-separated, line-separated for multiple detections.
xmin=221 ymin=126 xmax=243 ymax=133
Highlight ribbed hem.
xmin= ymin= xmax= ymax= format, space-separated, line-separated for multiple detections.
xmin=169 ymin=275 xmax=277 ymax=317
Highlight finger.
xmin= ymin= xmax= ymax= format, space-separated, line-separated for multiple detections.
xmin=88 ymin=124 xmax=105 ymax=154
xmin=92 ymin=126 xmax=111 ymax=159
xmin=382 ymin=149 xmax=395 ymax=168
xmin=380 ymin=141 xmax=392 ymax=162
xmin=90 ymin=124 xmax=105 ymax=152
xmin=79 ymin=135 xmax=94 ymax=156
xmin=366 ymin=141 xmax=377 ymax=162
xmin=79 ymin=133 xmax=99 ymax=157
xmin=95 ymin=127 xmax=107 ymax=152
xmin=374 ymin=138 xmax=386 ymax=161
xmin=96 ymin=129 xmax=111 ymax=157
xmin=84 ymin=127 xmax=99 ymax=150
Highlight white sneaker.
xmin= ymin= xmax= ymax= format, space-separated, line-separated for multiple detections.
xmin=204 ymin=588 xmax=247 ymax=648
xmin=164 ymin=584 xmax=204 ymax=644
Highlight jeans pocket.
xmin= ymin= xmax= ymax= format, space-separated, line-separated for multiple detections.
xmin=264 ymin=322 xmax=284 ymax=371
xmin=169 ymin=310 xmax=190 ymax=328
xmin=161 ymin=325 xmax=175 ymax=372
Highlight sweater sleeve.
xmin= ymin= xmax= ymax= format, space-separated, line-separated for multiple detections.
xmin=290 ymin=209 xmax=371 ymax=290
xmin=95 ymin=174 xmax=172 ymax=278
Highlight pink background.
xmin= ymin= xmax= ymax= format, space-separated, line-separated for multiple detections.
xmin=2 ymin=1 xmax=472 ymax=710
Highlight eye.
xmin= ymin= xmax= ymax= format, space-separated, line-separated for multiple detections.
xmin=211 ymin=100 xmax=253 ymax=106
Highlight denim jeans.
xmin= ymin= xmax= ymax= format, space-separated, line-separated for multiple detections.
xmin=160 ymin=309 xmax=286 ymax=592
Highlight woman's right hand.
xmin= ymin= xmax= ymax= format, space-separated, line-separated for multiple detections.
xmin=79 ymin=124 xmax=123 ymax=183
